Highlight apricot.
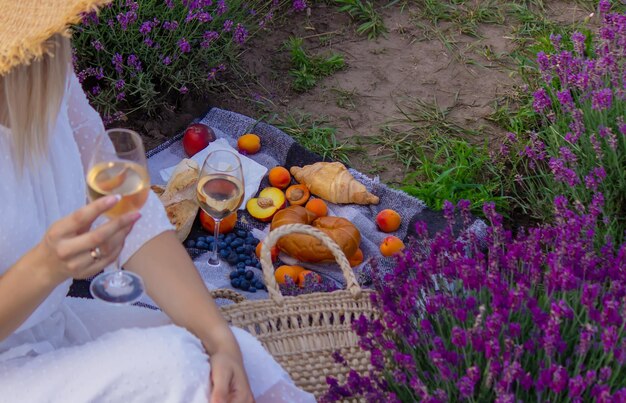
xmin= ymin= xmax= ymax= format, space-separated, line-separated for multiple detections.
xmin=305 ymin=198 xmax=328 ymax=217
xmin=285 ymin=184 xmax=310 ymax=206
xmin=275 ymin=265 xmax=306 ymax=285
xmin=348 ymin=248 xmax=364 ymax=267
xmin=246 ymin=187 xmax=286 ymax=222
xmin=200 ymin=210 xmax=237 ymax=234
xmin=256 ymin=241 xmax=279 ymax=263
xmin=380 ymin=235 xmax=405 ymax=257
xmin=376 ymin=209 xmax=402 ymax=232
xmin=268 ymin=166 xmax=291 ymax=189
xmin=297 ymin=269 xmax=322 ymax=288
xmin=237 ymin=133 xmax=261 ymax=154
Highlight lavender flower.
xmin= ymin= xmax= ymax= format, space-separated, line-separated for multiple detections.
xmin=91 ymin=40 xmax=104 ymax=51
xmin=324 ymin=197 xmax=626 ymax=401
xmin=216 ymin=0 xmax=227 ymax=15
xmin=223 ymin=19 xmax=233 ymax=32
xmin=201 ymin=30 xmax=219 ymax=48
xmin=127 ymin=54 xmax=142 ymax=72
xmin=293 ymin=0 xmax=307 ymax=12
xmin=139 ymin=21 xmax=153 ymax=35
xmin=112 ymin=53 xmax=124 ymax=73
xmin=233 ymin=23 xmax=248 ymax=45
xmin=591 ymin=88 xmax=613 ymax=110
xmin=115 ymin=79 xmax=125 ymax=91
xmin=163 ymin=20 xmax=179 ymax=31
xmin=178 ymin=38 xmax=191 ymax=53
xmin=533 ymin=88 xmax=551 ymax=113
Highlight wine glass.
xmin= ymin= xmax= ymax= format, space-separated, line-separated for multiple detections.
xmin=196 ymin=149 xmax=245 ymax=266
xmin=86 ymin=128 xmax=150 ymax=304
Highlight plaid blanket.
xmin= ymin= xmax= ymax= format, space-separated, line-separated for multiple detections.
xmin=69 ymin=107 xmax=486 ymax=306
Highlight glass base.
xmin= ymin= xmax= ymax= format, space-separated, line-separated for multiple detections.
xmin=207 ymin=253 xmax=221 ymax=267
xmin=90 ymin=271 xmax=144 ymax=304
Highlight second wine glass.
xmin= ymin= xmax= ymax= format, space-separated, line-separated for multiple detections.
xmin=196 ymin=149 xmax=245 ymax=266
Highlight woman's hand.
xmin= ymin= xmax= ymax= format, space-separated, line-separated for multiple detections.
xmin=210 ymin=350 xmax=254 ymax=403
xmin=36 ymin=195 xmax=140 ymax=286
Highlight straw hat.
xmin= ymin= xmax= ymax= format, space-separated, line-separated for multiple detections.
xmin=0 ymin=0 xmax=111 ymax=76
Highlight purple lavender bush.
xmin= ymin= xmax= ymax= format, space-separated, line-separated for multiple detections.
xmin=72 ymin=0 xmax=306 ymax=123
xmin=510 ymin=5 xmax=625 ymax=242
xmin=323 ymin=199 xmax=626 ymax=402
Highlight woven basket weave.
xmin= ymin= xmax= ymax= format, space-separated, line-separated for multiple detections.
xmin=217 ymin=223 xmax=377 ymax=399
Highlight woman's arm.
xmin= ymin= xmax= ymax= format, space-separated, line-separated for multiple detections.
xmin=125 ymin=231 xmax=253 ymax=402
xmin=125 ymin=231 xmax=234 ymax=353
xmin=0 ymin=197 xmax=139 ymax=341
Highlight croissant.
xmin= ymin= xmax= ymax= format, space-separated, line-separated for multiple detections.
xmin=290 ymin=162 xmax=379 ymax=205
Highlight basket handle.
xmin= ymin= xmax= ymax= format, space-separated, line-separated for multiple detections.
xmin=260 ymin=223 xmax=362 ymax=304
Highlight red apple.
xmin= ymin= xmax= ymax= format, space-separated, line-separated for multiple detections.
xmin=182 ymin=123 xmax=216 ymax=156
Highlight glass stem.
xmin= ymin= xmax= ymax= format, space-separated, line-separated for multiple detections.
xmin=209 ymin=219 xmax=221 ymax=265
xmin=110 ymin=255 xmax=126 ymax=286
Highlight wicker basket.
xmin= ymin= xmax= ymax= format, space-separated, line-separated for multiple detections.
xmin=216 ymin=223 xmax=377 ymax=399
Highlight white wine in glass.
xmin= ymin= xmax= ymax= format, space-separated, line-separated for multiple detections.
xmin=86 ymin=129 xmax=149 ymax=304
xmin=197 ymin=150 xmax=245 ymax=266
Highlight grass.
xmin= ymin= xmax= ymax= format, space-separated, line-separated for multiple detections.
xmin=399 ymin=137 xmax=511 ymax=215
xmin=331 ymin=87 xmax=360 ymax=110
xmin=412 ymin=0 xmax=505 ymax=37
xmin=285 ymin=37 xmax=345 ymax=92
xmin=360 ymin=96 xmax=510 ymax=215
xmin=335 ymin=0 xmax=388 ymax=39
xmin=273 ymin=113 xmax=361 ymax=164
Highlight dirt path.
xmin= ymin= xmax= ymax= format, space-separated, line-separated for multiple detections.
xmin=200 ymin=1 xmax=594 ymax=182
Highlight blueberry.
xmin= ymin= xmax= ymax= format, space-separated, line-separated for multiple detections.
xmin=232 ymin=238 xmax=244 ymax=247
xmin=248 ymin=287 xmax=257 ymax=293
xmin=223 ymin=238 xmax=232 ymax=246
xmin=236 ymin=230 xmax=247 ymax=238
xmin=236 ymin=253 xmax=246 ymax=262
xmin=197 ymin=236 xmax=206 ymax=242
xmin=206 ymin=236 xmax=215 ymax=243
xmin=218 ymin=234 xmax=225 ymax=240
xmin=244 ymin=259 xmax=253 ymax=266
xmin=198 ymin=241 xmax=210 ymax=249
xmin=227 ymin=253 xmax=239 ymax=264
xmin=226 ymin=233 xmax=235 ymax=240
xmin=186 ymin=240 xmax=196 ymax=248
xmin=239 ymin=280 xmax=250 ymax=291
xmin=244 ymin=270 xmax=254 ymax=280
xmin=244 ymin=238 xmax=254 ymax=245
xmin=231 ymin=278 xmax=241 ymax=288
xmin=254 ymin=280 xmax=264 ymax=288
xmin=237 ymin=262 xmax=246 ymax=269
xmin=251 ymin=238 xmax=260 ymax=246
xmin=237 ymin=268 xmax=246 ymax=276
xmin=234 ymin=246 xmax=244 ymax=254
xmin=218 ymin=241 xmax=227 ymax=249
xmin=229 ymin=271 xmax=239 ymax=280
xmin=255 ymin=261 xmax=263 ymax=269
xmin=219 ymin=249 xmax=229 ymax=258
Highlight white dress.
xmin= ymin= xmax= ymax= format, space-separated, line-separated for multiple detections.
xmin=0 ymin=71 xmax=316 ymax=403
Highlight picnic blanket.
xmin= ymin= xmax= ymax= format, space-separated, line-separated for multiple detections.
xmin=69 ymin=107 xmax=486 ymax=307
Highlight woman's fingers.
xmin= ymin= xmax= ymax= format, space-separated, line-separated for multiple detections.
xmin=48 ymin=195 xmax=121 ymax=239
xmin=59 ymin=211 xmax=141 ymax=259
xmin=62 ymin=225 xmax=129 ymax=279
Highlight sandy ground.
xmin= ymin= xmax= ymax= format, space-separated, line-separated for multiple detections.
xmin=141 ymin=0 xmax=594 ymax=183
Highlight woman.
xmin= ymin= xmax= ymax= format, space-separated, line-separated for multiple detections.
xmin=0 ymin=1 xmax=315 ymax=402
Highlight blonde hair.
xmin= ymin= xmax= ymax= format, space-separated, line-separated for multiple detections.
xmin=0 ymin=34 xmax=71 ymax=169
